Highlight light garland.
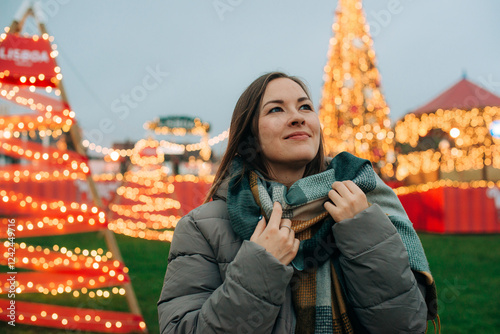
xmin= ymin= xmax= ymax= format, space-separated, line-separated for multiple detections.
xmin=0 ymin=242 xmax=127 ymax=295
xmin=116 ymin=183 xmax=175 ymax=201
xmin=109 ymin=215 xmax=179 ymax=231
xmin=396 ymin=107 xmax=500 ymax=146
xmin=0 ymin=165 xmax=86 ymax=183
xmin=82 ymin=129 xmax=229 ymax=157
xmin=1 ymin=214 xmax=106 ymax=238
xmin=129 ymin=138 xmax=164 ymax=167
xmin=1 ymin=189 xmax=106 ymax=220
xmin=108 ymin=220 xmax=175 ymax=242
xmin=0 ymin=300 xmax=147 ymax=333
xmin=392 ymin=179 xmax=500 ymax=196
xmin=0 ymin=137 xmax=90 ymax=174
xmin=395 ymin=106 xmax=500 ymax=181
xmin=109 ymin=199 xmax=181 ymax=214
xmin=91 ymin=172 xmax=215 ymax=184
xmin=395 ymin=145 xmax=500 ymax=181
xmin=106 ymin=134 xmax=213 ymax=241
xmin=0 ymin=109 xmax=73 ymax=133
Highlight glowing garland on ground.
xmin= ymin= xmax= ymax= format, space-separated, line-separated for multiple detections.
xmin=0 ymin=300 xmax=147 ymax=332
xmin=0 ymin=242 xmax=127 ymax=295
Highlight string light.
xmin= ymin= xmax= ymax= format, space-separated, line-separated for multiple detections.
xmin=130 ymin=138 xmax=165 ymax=167
xmin=393 ymin=179 xmax=500 ymax=196
xmin=0 ymin=167 xmax=86 ymax=183
xmin=107 ymin=132 xmax=213 ymax=241
xmin=395 ymin=106 xmax=500 ymax=181
xmin=82 ymin=129 xmax=230 ymax=157
xmin=0 ymin=107 xmax=73 ymax=133
xmin=91 ymin=171 xmax=214 ymax=184
xmin=0 ymin=242 xmax=126 ymax=296
xmin=0 ymin=137 xmax=90 ymax=174
xmin=0 ymin=189 xmax=105 ymax=220
xmin=108 ymin=219 xmax=175 ymax=242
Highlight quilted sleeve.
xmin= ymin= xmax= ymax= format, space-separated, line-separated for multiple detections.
xmin=157 ymin=213 xmax=294 ymax=334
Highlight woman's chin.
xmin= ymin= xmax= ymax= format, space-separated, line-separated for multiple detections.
xmin=282 ymin=155 xmax=316 ymax=168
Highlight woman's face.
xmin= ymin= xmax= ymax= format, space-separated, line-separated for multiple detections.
xmin=257 ymin=78 xmax=321 ymax=173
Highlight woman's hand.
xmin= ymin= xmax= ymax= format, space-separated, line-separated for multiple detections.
xmin=324 ymin=181 xmax=369 ymax=222
xmin=250 ymin=202 xmax=300 ymax=265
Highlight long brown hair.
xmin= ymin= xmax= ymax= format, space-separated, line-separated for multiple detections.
xmin=204 ymin=72 xmax=325 ymax=203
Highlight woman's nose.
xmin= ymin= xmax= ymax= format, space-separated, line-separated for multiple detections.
xmin=289 ymin=109 xmax=306 ymax=126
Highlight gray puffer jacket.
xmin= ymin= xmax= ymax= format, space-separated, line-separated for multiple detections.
xmin=158 ymin=184 xmax=428 ymax=333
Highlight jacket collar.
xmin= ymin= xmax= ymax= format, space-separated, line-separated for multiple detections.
xmin=213 ymin=177 xmax=230 ymax=201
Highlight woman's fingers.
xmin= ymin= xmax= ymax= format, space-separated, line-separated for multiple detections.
xmin=280 ymin=218 xmax=293 ymax=235
xmin=342 ymin=180 xmax=364 ymax=196
xmin=324 ymin=200 xmax=340 ymax=219
xmin=332 ymin=181 xmax=352 ymax=197
xmin=250 ymin=217 xmax=266 ymax=242
xmin=283 ymin=238 xmax=300 ymax=265
xmin=249 ymin=202 xmax=300 ymax=265
xmin=268 ymin=202 xmax=283 ymax=230
xmin=327 ymin=188 xmax=343 ymax=206
xmin=325 ymin=181 xmax=369 ymax=222
xmin=293 ymin=238 xmax=300 ymax=253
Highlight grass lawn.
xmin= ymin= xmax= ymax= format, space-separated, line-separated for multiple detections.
xmin=2 ymin=232 xmax=499 ymax=333
xmin=419 ymin=234 xmax=500 ymax=334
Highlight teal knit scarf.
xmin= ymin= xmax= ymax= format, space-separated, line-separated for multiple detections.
xmin=227 ymin=152 xmax=437 ymax=331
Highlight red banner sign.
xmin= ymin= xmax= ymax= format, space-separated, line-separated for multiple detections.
xmin=0 ymin=34 xmax=58 ymax=87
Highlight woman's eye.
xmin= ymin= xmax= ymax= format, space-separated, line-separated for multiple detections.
xmin=269 ymin=107 xmax=283 ymax=113
xmin=299 ymin=104 xmax=312 ymax=110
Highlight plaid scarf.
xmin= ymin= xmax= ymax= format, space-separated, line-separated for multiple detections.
xmin=227 ymin=152 xmax=437 ymax=333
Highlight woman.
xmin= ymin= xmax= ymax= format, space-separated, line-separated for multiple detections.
xmin=158 ymin=72 xmax=437 ymax=333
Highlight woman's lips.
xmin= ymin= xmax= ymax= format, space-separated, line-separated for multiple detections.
xmin=285 ymin=131 xmax=311 ymax=140
xmin=286 ymin=134 xmax=310 ymax=140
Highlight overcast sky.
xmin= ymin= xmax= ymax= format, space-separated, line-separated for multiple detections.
xmin=1 ymin=0 xmax=500 ymax=155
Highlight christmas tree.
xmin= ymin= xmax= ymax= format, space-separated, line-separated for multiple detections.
xmin=0 ymin=4 xmax=146 ymax=332
xmin=318 ymin=0 xmax=395 ymax=177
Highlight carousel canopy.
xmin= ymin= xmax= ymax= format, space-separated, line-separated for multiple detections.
xmin=412 ymin=78 xmax=500 ymax=115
